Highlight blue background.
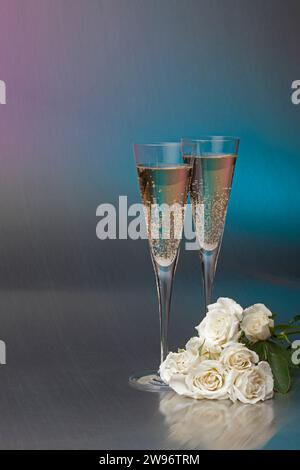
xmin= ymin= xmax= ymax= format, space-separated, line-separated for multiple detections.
xmin=0 ymin=0 xmax=299 ymax=325
xmin=0 ymin=0 xmax=299 ymax=339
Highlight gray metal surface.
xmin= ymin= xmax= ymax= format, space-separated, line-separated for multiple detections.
xmin=0 ymin=283 xmax=299 ymax=450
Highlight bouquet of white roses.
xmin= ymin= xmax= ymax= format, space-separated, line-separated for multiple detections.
xmin=160 ymin=298 xmax=300 ymax=404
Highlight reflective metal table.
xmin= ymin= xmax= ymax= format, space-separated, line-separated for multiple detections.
xmin=0 ymin=277 xmax=299 ymax=450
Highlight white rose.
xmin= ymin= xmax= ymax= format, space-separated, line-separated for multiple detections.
xmin=220 ymin=342 xmax=259 ymax=371
xmin=241 ymin=304 xmax=274 ymax=342
xmin=169 ymin=360 xmax=233 ymax=400
xmin=159 ymin=350 xmax=197 ymax=384
xmin=208 ymin=297 xmax=243 ymax=321
xmin=196 ymin=298 xmax=243 ymax=351
xmin=230 ymin=361 xmax=274 ymax=404
xmin=185 ymin=336 xmax=204 ymax=356
xmin=186 ymin=336 xmax=220 ymax=360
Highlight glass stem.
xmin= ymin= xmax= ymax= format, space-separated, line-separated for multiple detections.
xmin=153 ymin=253 xmax=178 ymax=366
xmin=201 ymin=248 xmax=219 ymax=313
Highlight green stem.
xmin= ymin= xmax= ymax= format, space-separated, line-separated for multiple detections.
xmin=283 ymin=330 xmax=300 ymax=336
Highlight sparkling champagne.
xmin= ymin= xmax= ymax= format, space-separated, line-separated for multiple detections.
xmin=188 ymin=155 xmax=236 ymax=251
xmin=137 ymin=164 xmax=192 ymax=266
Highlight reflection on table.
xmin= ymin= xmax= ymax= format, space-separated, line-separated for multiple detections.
xmin=159 ymin=392 xmax=276 ymax=450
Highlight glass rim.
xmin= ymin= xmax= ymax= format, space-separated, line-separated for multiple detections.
xmin=133 ymin=141 xmax=181 ymax=148
xmin=182 ymin=135 xmax=240 ymax=143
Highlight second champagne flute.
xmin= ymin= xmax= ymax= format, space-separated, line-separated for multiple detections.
xmin=182 ymin=136 xmax=239 ymax=315
xmin=130 ymin=142 xmax=193 ymax=391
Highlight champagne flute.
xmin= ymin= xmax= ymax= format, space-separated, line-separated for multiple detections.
xmin=130 ymin=142 xmax=193 ymax=391
xmin=182 ymin=136 xmax=239 ymax=314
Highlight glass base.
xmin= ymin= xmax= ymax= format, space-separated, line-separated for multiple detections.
xmin=129 ymin=370 xmax=169 ymax=392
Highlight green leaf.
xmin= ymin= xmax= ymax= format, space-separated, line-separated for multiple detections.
xmin=249 ymin=341 xmax=268 ymax=361
xmin=265 ymin=341 xmax=291 ymax=393
xmin=290 ymin=315 xmax=300 ymax=324
xmin=274 ymin=323 xmax=296 ymax=331
xmin=248 ymin=340 xmax=292 ymax=392
xmin=239 ymin=332 xmax=250 ymax=347
xmin=274 ymin=333 xmax=288 ymax=342
xmin=274 ymin=343 xmax=292 ymax=364
xmin=284 ymin=329 xmax=300 ymax=336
